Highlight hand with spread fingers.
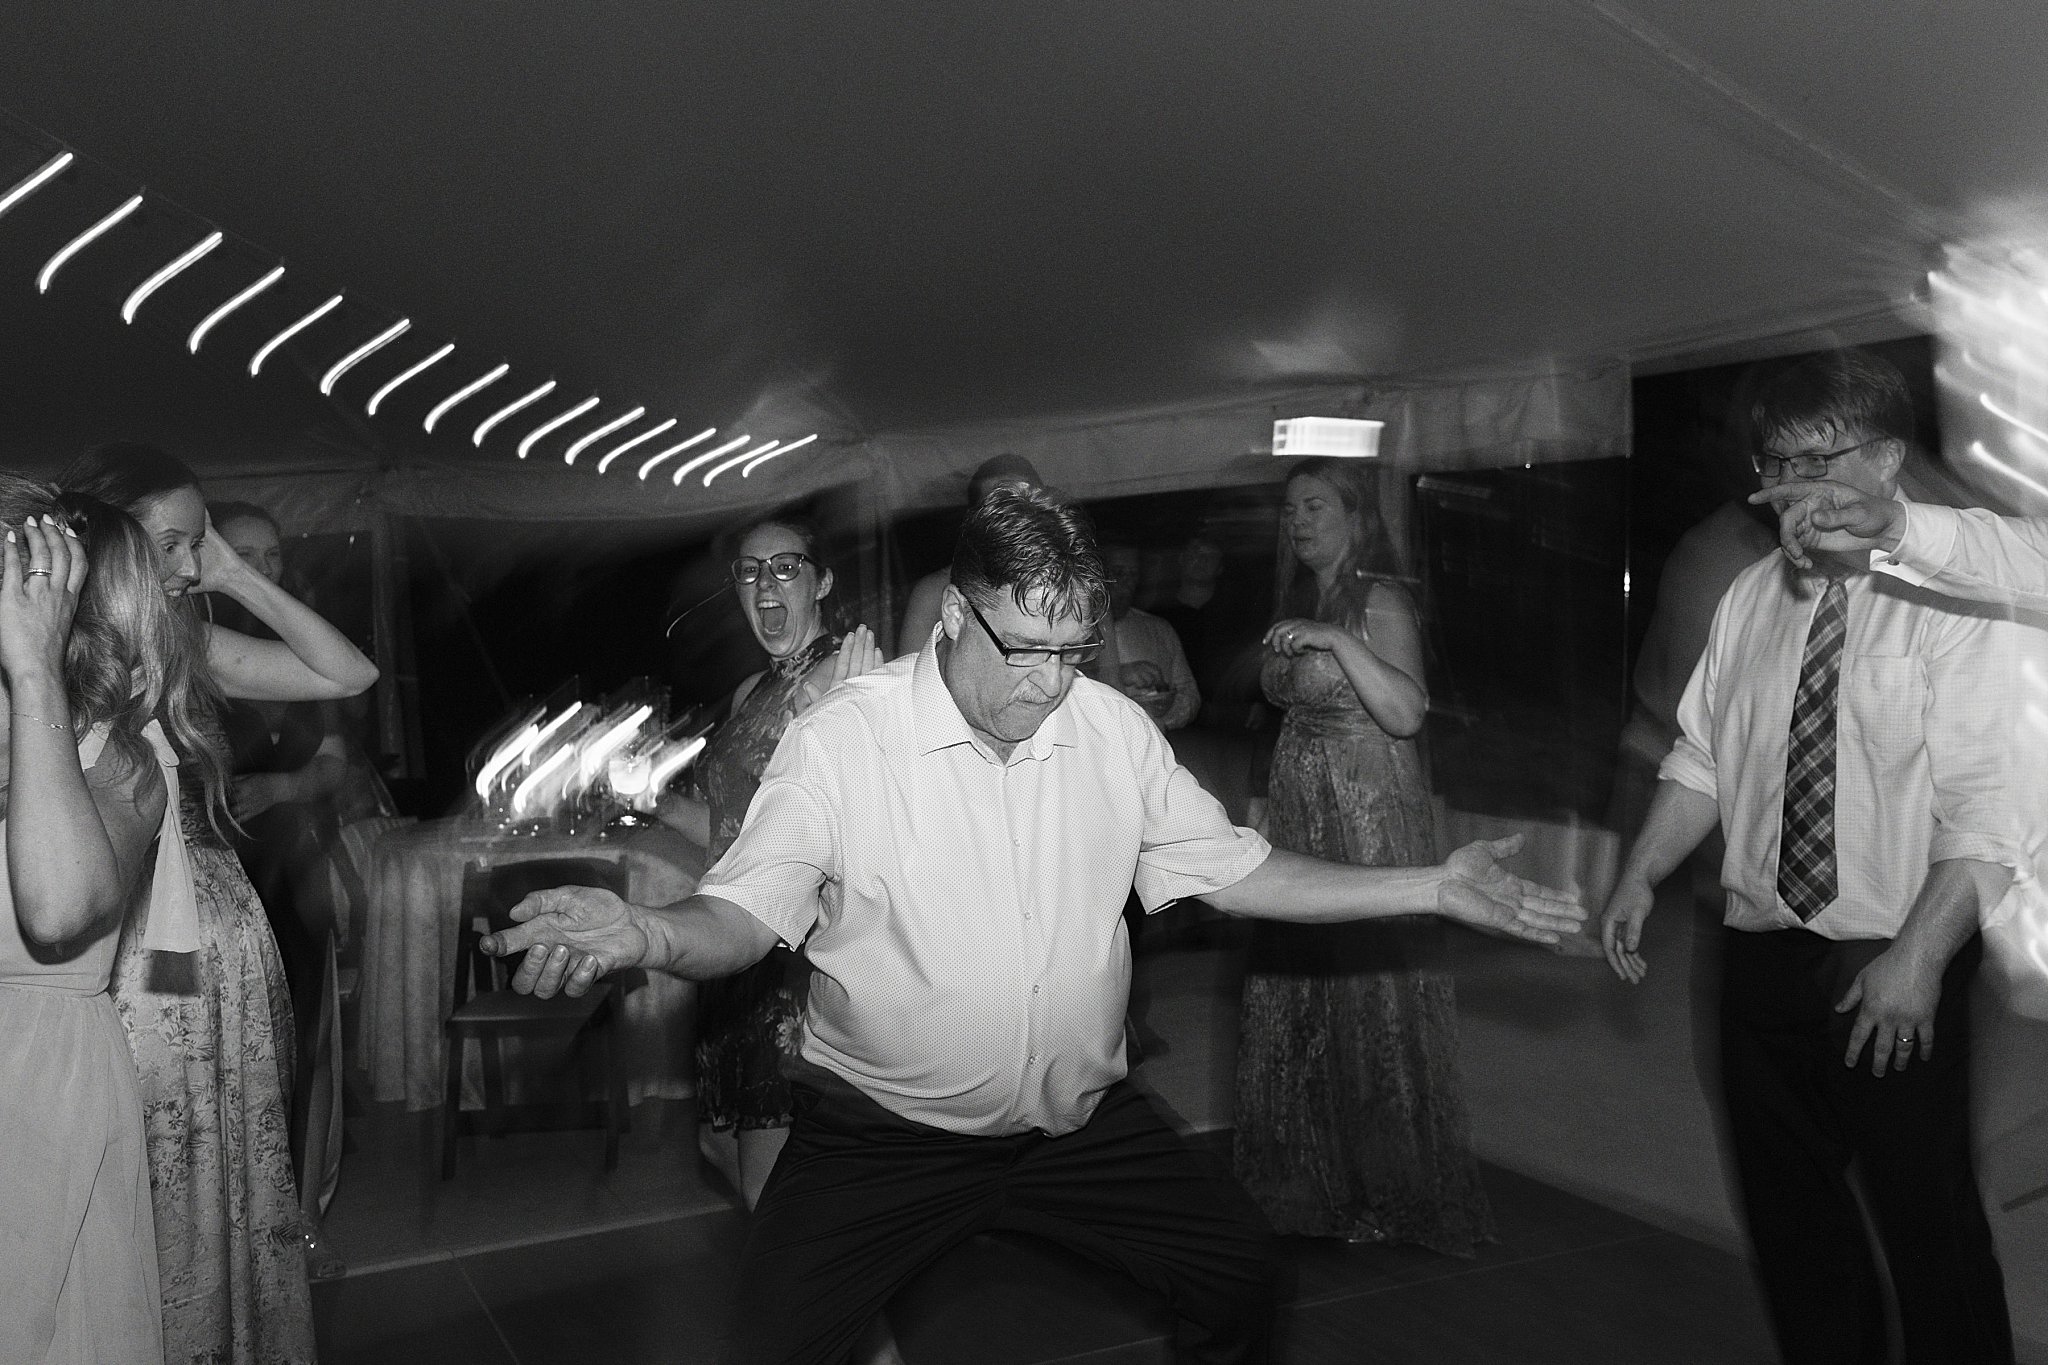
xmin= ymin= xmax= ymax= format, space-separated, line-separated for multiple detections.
xmin=1434 ymin=835 xmax=1587 ymax=946
xmin=0 ymin=513 xmax=88 ymax=691
xmin=797 ymin=624 xmax=883 ymax=713
xmin=480 ymin=885 xmax=651 ymax=998
xmin=1748 ymin=481 xmax=1903 ymax=569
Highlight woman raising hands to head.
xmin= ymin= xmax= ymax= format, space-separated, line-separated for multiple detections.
xmin=0 ymin=479 xmax=216 ymax=1362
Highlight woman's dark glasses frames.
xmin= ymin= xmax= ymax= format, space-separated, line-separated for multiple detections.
xmin=731 ymin=552 xmax=814 ymax=585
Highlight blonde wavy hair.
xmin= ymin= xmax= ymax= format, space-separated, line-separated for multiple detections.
xmin=0 ymin=474 xmax=228 ymax=818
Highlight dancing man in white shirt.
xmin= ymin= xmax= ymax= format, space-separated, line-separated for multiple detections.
xmin=1601 ymin=349 xmax=2018 ymax=1365
xmin=488 ymin=484 xmax=1584 ymax=1365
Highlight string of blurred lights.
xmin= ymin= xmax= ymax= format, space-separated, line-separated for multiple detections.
xmin=0 ymin=121 xmax=820 ymax=490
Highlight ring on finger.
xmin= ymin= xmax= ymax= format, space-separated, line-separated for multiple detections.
xmin=25 ymin=568 xmax=52 ymax=578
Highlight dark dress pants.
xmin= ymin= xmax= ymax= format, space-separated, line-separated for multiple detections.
xmin=1718 ymin=927 xmax=2011 ymax=1365
xmin=728 ymin=1076 xmax=1277 ymax=1365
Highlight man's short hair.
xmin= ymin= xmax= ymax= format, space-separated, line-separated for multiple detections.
xmin=952 ymin=484 xmax=1108 ymax=628
xmin=1746 ymin=348 xmax=1917 ymax=451
xmin=966 ymin=454 xmax=1043 ymax=507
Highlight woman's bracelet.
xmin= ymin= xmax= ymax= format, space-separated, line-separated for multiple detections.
xmin=10 ymin=710 xmax=73 ymax=734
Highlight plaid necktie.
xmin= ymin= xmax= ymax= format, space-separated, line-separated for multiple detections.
xmin=1776 ymin=576 xmax=1847 ymax=922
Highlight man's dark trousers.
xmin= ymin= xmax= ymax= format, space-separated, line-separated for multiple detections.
xmin=1718 ymin=927 xmax=2011 ymax=1365
xmin=727 ymin=1074 xmax=1277 ymax=1364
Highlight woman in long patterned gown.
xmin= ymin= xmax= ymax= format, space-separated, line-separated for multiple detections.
xmin=1231 ymin=457 xmax=1494 ymax=1257
xmin=64 ymin=445 xmax=379 ymax=1364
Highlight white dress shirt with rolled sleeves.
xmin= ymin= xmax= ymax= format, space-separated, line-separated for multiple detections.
xmin=1659 ymin=549 xmax=2020 ymax=939
xmin=696 ymin=638 xmax=1271 ymax=1137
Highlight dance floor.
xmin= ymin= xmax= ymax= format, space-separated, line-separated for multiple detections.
xmin=311 ymin=924 xmax=2044 ymax=1363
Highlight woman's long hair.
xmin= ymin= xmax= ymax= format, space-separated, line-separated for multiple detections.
xmin=1272 ymin=457 xmax=1401 ymax=635
xmin=54 ymin=445 xmax=234 ymax=821
xmin=0 ymin=477 xmax=227 ymax=814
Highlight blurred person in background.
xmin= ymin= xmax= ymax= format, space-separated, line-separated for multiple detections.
xmin=208 ymin=499 xmax=353 ymax=1280
xmin=1101 ymin=540 xmax=1199 ymax=731
xmin=1232 ymin=456 xmax=1495 ymax=1256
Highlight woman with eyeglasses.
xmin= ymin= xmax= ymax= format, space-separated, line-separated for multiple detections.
xmin=657 ymin=517 xmax=879 ymax=1205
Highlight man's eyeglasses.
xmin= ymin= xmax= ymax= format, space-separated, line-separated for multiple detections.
xmin=1749 ymin=436 xmax=1888 ymax=481
xmin=961 ymin=593 xmax=1103 ymax=669
xmin=731 ymin=553 xmax=814 ymax=585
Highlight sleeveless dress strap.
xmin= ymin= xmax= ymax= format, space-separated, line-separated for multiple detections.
xmin=136 ymin=720 xmax=201 ymax=954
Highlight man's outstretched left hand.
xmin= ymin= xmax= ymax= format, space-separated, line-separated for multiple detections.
xmin=1436 ymin=836 xmax=1587 ymax=945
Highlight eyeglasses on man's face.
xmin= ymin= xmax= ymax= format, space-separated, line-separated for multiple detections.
xmin=1749 ymin=435 xmax=1889 ymax=482
xmin=961 ymin=592 xmax=1103 ymax=669
xmin=731 ymin=552 xmax=813 ymax=586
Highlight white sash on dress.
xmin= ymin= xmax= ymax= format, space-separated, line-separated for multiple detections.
xmin=136 ymin=719 xmax=200 ymax=954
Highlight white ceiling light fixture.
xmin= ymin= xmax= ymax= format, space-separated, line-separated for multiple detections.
xmin=247 ymin=292 xmax=343 ymax=377
xmin=742 ymin=431 xmax=816 ymax=477
xmin=187 ymin=264 xmax=285 ymax=354
xmin=594 ymin=417 xmax=676 ymax=474
xmin=672 ymin=434 xmax=749 ymax=486
xmin=1271 ymin=416 xmax=1383 ymax=458
xmin=36 ymin=193 xmax=143 ymax=294
xmin=701 ymin=439 xmax=777 ymax=488
xmin=423 ymin=362 xmax=510 ymax=434
xmin=472 ymin=379 xmax=557 ymax=447
xmin=0 ymin=150 xmax=73 ymax=220
xmin=516 ymin=395 xmax=600 ymax=459
xmin=319 ymin=318 xmax=411 ymax=395
xmin=636 ymin=428 xmax=715 ymax=480
xmin=120 ymin=229 xmax=223 ymax=323
xmin=563 ymin=406 xmax=645 ymax=465
xmin=366 ymin=341 xmax=455 ymax=416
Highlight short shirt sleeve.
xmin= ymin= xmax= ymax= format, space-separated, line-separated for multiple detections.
xmin=1121 ymin=699 xmax=1271 ymax=910
xmin=694 ymin=723 xmax=839 ymax=947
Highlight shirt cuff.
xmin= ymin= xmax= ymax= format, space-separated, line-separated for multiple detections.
xmin=1927 ymin=829 xmax=2020 ymax=872
xmin=1655 ymin=744 xmax=1716 ymax=802
xmin=1137 ymin=829 xmax=1274 ymax=913
xmin=1869 ymin=500 xmax=1948 ymax=587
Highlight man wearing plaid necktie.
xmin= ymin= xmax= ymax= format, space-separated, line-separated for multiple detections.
xmin=1599 ymin=350 xmax=2019 ymax=1365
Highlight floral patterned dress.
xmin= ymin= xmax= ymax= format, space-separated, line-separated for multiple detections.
xmin=112 ymin=718 xmax=315 ymax=1364
xmin=1231 ymin=594 xmax=1494 ymax=1256
xmin=693 ymin=633 xmax=839 ymax=1130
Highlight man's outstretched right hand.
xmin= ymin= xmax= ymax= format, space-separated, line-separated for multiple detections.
xmin=481 ymin=885 xmax=651 ymax=998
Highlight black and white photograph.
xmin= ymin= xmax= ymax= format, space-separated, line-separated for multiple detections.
xmin=2 ymin=4 xmax=2047 ymax=1362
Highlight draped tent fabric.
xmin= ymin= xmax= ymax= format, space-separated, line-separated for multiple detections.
xmin=6 ymin=0 xmax=2048 ymax=524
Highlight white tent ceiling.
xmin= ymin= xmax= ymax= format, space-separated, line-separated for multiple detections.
xmin=3 ymin=0 xmax=2045 ymax=521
